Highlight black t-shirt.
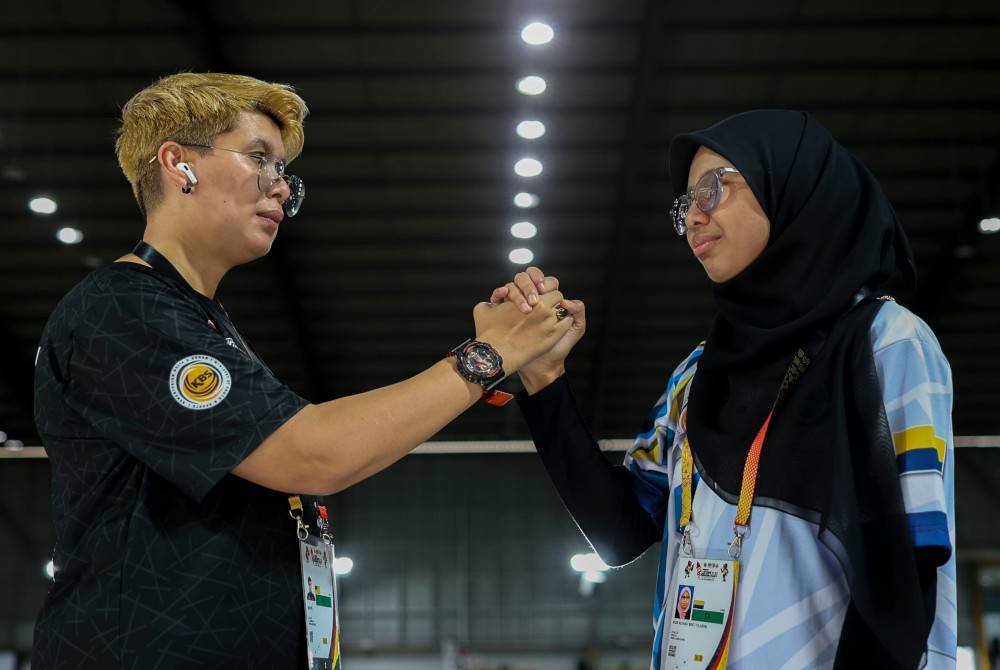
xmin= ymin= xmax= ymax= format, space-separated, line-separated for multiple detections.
xmin=33 ymin=262 xmax=315 ymax=669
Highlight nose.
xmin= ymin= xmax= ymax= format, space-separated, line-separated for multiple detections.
xmin=686 ymin=202 xmax=710 ymax=229
xmin=266 ymin=176 xmax=291 ymax=204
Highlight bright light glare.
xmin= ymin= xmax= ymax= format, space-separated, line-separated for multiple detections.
xmin=516 ymin=120 xmax=546 ymax=140
xmin=509 ymin=248 xmax=534 ymax=265
xmin=45 ymin=560 xmax=55 ymax=580
xmin=514 ymin=192 xmax=540 ymax=208
xmin=56 ymin=227 xmax=84 ymax=245
xmin=956 ymin=647 xmax=975 ymax=670
xmin=979 ymin=217 xmax=1000 ymax=234
xmin=583 ymin=570 xmax=607 ymax=584
xmin=517 ymin=76 xmax=547 ymax=96
xmin=521 ymin=22 xmax=554 ymax=45
xmin=514 ymin=158 xmax=543 ymax=177
xmin=570 ymin=552 xmax=610 ymax=573
xmin=29 ymin=196 xmax=58 ymax=215
xmin=510 ymin=221 xmax=537 ymax=239
xmin=334 ymin=556 xmax=354 ymax=575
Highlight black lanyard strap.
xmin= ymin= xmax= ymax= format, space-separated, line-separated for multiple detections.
xmin=130 ymin=241 xmax=265 ymax=368
xmin=132 ymin=241 xmax=192 ymax=289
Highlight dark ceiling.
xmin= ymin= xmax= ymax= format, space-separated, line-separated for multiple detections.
xmin=2 ymin=0 xmax=999 ymax=447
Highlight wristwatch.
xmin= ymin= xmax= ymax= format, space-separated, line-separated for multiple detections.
xmin=448 ymin=339 xmax=514 ymax=406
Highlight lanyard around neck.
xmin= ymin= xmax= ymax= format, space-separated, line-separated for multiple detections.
xmin=131 ymin=241 xmax=264 ymax=368
xmin=132 ymin=241 xmax=194 ymax=291
xmin=679 ymin=348 xmax=811 ymax=559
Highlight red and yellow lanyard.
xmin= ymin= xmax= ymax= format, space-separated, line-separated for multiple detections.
xmin=679 ymin=349 xmax=810 ymax=559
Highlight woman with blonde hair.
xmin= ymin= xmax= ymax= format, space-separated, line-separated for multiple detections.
xmin=33 ymin=72 xmax=571 ymax=668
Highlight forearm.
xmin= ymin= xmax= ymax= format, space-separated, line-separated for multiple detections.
xmin=519 ymin=376 xmax=660 ymax=566
xmin=277 ymin=358 xmax=482 ymax=494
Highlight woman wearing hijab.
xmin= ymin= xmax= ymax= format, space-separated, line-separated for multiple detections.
xmin=493 ymin=111 xmax=956 ymax=668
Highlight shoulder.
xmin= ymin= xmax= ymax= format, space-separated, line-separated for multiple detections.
xmin=46 ymin=264 xmax=200 ymax=343
xmin=869 ymin=299 xmax=944 ymax=357
xmin=51 ymin=264 xmax=181 ymax=318
xmin=666 ymin=343 xmax=704 ymax=396
xmin=868 ymin=300 xmax=952 ymax=414
xmin=644 ymin=342 xmax=704 ymax=429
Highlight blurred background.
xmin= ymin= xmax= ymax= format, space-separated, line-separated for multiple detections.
xmin=1 ymin=0 xmax=999 ymax=668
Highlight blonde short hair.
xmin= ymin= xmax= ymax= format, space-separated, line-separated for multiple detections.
xmin=115 ymin=72 xmax=308 ymax=215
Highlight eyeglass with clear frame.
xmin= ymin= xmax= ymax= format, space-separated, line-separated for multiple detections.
xmin=669 ymin=167 xmax=741 ymax=236
xmin=148 ymin=142 xmax=305 ymax=217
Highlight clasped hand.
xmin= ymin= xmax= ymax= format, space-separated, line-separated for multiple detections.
xmin=483 ymin=266 xmax=586 ymax=394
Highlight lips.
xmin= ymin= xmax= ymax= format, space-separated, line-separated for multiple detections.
xmin=256 ymin=210 xmax=284 ymax=225
xmin=691 ymin=235 xmax=721 ymax=258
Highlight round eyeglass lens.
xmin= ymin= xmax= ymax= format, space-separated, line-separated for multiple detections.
xmin=284 ymin=176 xmax=305 ymax=217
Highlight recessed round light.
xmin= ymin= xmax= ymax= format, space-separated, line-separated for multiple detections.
xmin=513 ymin=192 xmax=540 ymax=208
xmin=509 ymin=248 xmax=534 ymax=264
xmin=511 ymin=221 xmax=537 ymax=239
xmin=979 ymin=217 xmax=1000 ymax=234
xmin=514 ymin=158 xmax=543 ymax=177
xmin=29 ymin=196 xmax=58 ymax=215
xmin=521 ymin=22 xmax=554 ymax=45
xmin=516 ymin=76 xmax=547 ymax=96
xmin=56 ymin=227 xmax=84 ymax=245
xmin=516 ymin=120 xmax=546 ymax=140
xmin=334 ymin=556 xmax=353 ymax=576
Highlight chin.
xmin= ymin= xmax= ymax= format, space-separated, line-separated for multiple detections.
xmin=703 ymin=264 xmax=737 ymax=284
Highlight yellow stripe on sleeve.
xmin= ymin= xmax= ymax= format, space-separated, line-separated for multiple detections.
xmin=892 ymin=425 xmax=946 ymax=465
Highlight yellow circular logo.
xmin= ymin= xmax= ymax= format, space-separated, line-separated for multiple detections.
xmin=170 ymin=355 xmax=231 ymax=410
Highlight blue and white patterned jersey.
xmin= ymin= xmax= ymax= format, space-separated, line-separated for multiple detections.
xmin=623 ymin=300 xmax=956 ymax=669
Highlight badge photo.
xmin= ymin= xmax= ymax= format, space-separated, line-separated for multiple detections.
xmin=170 ymin=354 xmax=232 ymax=410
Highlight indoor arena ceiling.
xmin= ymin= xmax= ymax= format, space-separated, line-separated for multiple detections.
xmin=1 ymin=0 xmax=999 ymax=447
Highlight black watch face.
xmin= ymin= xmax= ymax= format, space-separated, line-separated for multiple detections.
xmin=464 ymin=343 xmax=501 ymax=376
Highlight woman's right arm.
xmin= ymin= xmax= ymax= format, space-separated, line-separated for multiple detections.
xmin=494 ymin=266 xmax=660 ymax=566
xmin=517 ymin=375 xmax=661 ymax=567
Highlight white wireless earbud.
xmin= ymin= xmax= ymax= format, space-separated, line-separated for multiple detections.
xmin=176 ymin=162 xmax=198 ymax=185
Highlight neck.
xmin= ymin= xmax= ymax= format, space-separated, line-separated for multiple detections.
xmin=137 ymin=223 xmax=229 ymax=298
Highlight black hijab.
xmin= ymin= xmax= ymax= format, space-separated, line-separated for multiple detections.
xmin=669 ymin=111 xmax=938 ymax=668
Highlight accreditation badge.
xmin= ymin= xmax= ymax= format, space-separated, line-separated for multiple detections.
xmin=289 ymin=497 xmax=342 ymax=670
xmin=663 ymin=553 xmax=739 ymax=669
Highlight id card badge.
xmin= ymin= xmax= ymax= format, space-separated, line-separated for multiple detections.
xmin=290 ymin=496 xmax=342 ymax=670
xmin=662 ymin=548 xmax=739 ymax=670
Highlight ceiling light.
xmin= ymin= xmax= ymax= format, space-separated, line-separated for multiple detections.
xmin=517 ymin=76 xmax=547 ymax=96
xmin=570 ymin=552 xmax=609 ymax=572
xmin=509 ymin=248 xmax=534 ymax=265
xmin=514 ymin=158 xmax=543 ymax=177
xmin=979 ymin=217 xmax=1000 ymax=234
xmin=333 ymin=556 xmax=353 ymax=576
xmin=514 ymin=192 xmax=540 ymax=208
xmin=56 ymin=227 xmax=84 ymax=245
xmin=582 ymin=570 xmax=607 ymax=584
xmin=521 ymin=22 xmax=554 ymax=45
xmin=45 ymin=560 xmax=56 ymax=580
xmin=516 ymin=120 xmax=546 ymax=140
xmin=510 ymin=221 xmax=537 ymax=239
xmin=29 ymin=196 xmax=57 ymax=215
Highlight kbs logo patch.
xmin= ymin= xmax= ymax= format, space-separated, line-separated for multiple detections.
xmin=169 ymin=355 xmax=232 ymax=410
